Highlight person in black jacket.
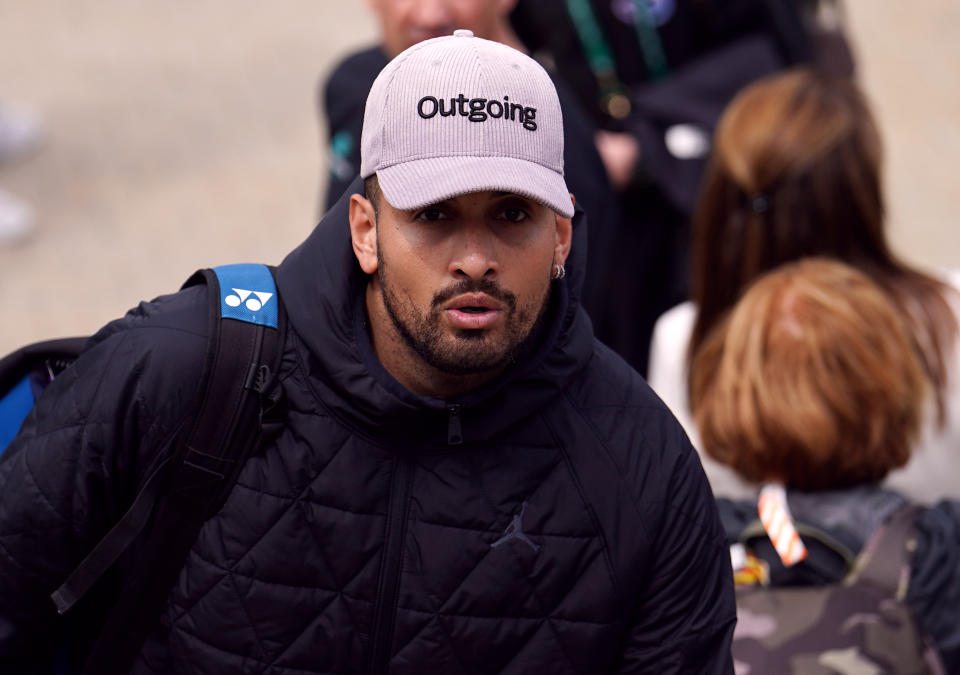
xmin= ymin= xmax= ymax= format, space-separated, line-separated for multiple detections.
xmin=321 ymin=0 xmax=623 ymax=320
xmin=0 ymin=32 xmax=735 ymax=673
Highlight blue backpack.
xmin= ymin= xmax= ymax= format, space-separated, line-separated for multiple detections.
xmin=0 ymin=264 xmax=286 ymax=675
xmin=0 ymin=337 xmax=86 ymax=454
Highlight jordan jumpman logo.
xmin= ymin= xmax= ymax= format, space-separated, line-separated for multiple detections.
xmin=491 ymin=501 xmax=540 ymax=552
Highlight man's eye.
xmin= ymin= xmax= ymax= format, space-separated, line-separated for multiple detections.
xmin=416 ymin=207 xmax=448 ymax=222
xmin=498 ymin=207 xmax=529 ymax=223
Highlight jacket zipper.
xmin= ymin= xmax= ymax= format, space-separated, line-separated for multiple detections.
xmin=446 ymin=403 xmax=463 ymax=445
xmin=368 ymin=456 xmax=414 ymax=674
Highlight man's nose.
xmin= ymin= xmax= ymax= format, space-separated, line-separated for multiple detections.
xmin=449 ymin=223 xmax=499 ymax=280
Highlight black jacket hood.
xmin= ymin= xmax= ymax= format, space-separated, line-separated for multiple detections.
xmin=275 ymin=177 xmax=593 ymax=447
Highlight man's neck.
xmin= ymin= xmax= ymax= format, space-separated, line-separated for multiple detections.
xmin=364 ymin=283 xmax=501 ymax=400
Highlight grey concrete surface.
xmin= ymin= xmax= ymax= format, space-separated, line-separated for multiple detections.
xmin=0 ymin=1 xmax=957 ymax=354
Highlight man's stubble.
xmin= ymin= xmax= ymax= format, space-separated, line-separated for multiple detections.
xmin=376 ymin=243 xmax=553 ymax=377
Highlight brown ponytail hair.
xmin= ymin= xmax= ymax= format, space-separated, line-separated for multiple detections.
xmin=689 ymin=69 xmax=956 ymax=420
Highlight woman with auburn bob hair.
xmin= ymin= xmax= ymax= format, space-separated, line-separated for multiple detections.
xmin=647 ymin=68 xmax=960 ymax=501
xmin=698 ymin=259 xmax=960 ymax=671
xmin=691 ymin=259 xmax=925 ymax=491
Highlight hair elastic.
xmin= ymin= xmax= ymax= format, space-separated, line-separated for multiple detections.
xmin=751 ymin=194 xmax=771 ymax=214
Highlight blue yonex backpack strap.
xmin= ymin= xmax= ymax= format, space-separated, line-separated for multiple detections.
xmin=0 ymin=376 xmax=34 ymax=453
xmin=51 ymin=264 xmax=286 ymax=675
xmin=213 ymin=263 xmax=280 ymax=328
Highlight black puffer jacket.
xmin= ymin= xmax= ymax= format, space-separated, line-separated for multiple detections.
xmin=0 ymin=182 xmax=735 ymax=674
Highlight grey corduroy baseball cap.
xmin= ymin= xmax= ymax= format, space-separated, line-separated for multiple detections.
xmin=360 ymin=29 xmax=574 ymax=219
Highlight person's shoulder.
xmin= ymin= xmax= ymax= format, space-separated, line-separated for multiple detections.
xmin=573 ymin=337 xmax=665 ymax=411
xmin=566 ymin=339 xmax=724 ymax=551
xmin=915 ymin=499 xmax=960 ymax=544
xmin=652 ymin=300 xmax=696 ymax=340
xmin=80 ymin=283 xmax=211 ymax=401
xmin=894 ymin=500 xmax=960 ymax=592
xmin=90 ymin=282 xmax=209 ymax=354
xmin=568 ymin=338 xmax=697 ymax=472
xmin=547 ymin=69 xmax=591 ymax=131
xmin=14 ymin=283 xmax=211 ymax=469
xmin=322 ymin=45 xmax=389 ymax=141
xmin=324 ymin=45 xmax=388 ymax=100
xmin=648 ymin=300 xmax=696 ymax=388
xmin=909 ymin=499 xmax=960 ymax=668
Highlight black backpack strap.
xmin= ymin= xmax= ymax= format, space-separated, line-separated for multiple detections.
xmin=50 ymin=454 xmax=174 ymax=614
xmin=848 ymin=503 xmax=922 ymax=596
xmin=49 ymin=264 xmax=285 ymax=675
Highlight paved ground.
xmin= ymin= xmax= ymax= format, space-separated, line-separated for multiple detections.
xmin=1 ymin=1 xmax=957 ymax=354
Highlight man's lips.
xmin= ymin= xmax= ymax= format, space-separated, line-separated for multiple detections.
xmin=443 ymin=293 xmax=504 ymax=330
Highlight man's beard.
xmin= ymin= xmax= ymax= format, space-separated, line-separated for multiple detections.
xmin=377 ymin=253 xmax=552 ymax=376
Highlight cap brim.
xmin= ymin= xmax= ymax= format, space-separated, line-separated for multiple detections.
xmin=375 ymin=155 xmax=574 ymax=219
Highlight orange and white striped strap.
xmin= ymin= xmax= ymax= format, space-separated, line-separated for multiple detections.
xmin=758 ymin=483 xmax=808 ymax=567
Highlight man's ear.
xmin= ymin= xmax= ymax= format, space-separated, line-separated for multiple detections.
xmin=554 ymin=194 xmax=575 ymax=266
xmin=349 ymin=193 xmax=379 ymax=275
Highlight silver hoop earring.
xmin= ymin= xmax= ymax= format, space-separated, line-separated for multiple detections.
xmin=552 ymin=263 xmax=566 ymax=280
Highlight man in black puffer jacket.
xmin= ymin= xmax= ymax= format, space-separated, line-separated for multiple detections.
xmin=0 ymin=32 xmax=735 ymax=674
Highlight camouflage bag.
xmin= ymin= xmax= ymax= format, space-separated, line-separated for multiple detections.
xmin=732 ymin=504 xmax=947 ymax=674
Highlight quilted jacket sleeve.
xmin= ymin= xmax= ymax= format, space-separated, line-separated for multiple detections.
xmin=0 ymin=289 xmax=207 ymax=670
xmin=615 ymin=419 xmax=737 ymax=674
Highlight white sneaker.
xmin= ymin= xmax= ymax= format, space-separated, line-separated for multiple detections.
xmin=0 ymin=102 xmax=41 ymax=163
xmin=0 ymin=188 xmax=34 ymax=244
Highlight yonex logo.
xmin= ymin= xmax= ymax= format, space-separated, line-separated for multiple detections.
xmin=225 ymin=288 xmax=274 ymax=312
